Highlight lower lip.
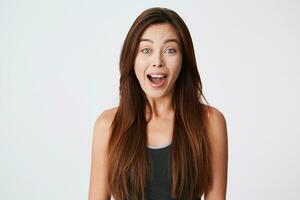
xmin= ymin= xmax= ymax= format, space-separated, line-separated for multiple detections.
xmin=147 ymin=76 xmax=168 ymax=88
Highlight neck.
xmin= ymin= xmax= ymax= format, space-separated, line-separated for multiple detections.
xmin=145 ymin=94 xmax=174 ymax=120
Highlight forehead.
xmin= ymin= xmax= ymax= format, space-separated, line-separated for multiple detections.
xmin=139 ymin=23 xmax=180 ymax=41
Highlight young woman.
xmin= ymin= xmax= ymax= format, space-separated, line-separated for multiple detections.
xmin=89 ymin=7 xmax=228 ymax=200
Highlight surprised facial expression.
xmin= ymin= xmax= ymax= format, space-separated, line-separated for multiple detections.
xmin=134 ymin=23 xmax=182 ymax=99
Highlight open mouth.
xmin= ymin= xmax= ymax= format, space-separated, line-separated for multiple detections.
xmin=146 ymin=74 xmax=168 ymax=88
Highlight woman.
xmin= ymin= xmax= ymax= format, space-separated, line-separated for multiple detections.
xmin=89 ymin=7 xmax=228 ymax=200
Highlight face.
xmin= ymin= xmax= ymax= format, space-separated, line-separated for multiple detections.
xmin=134 ymin=23 xmax=182 ymax=99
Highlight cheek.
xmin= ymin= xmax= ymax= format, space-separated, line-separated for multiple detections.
xmin=134 ymin=56 xmax=148 ymax=81
xmin=166 ymin=56 xmax=182 ymax=76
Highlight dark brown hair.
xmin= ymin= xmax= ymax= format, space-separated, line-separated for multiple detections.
xmin=107 ymin=7 xmax=212 ymax=200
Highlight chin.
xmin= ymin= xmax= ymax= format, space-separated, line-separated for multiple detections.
xmin=144 ymin=89 xmax=169 ymax=99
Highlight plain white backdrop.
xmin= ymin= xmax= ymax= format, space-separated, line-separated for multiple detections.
xmin=0 ymin=0 xmax=299 ymax=199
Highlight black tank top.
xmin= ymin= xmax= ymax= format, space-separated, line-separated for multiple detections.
xmin=127 ymin=143 xmax=202 ymax=200
xmin=146 ymin=143 xmax=173 ymax=199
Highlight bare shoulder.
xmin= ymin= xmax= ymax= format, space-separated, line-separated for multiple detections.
xmin=94 ymin=106 xmax=118 ymax=132
xmin=92 ymin=106 xmax=119 ymax=148
xmin=202 ymin=104 xmax=228 ymax=148
xmin=203 ymin=105 xmax=227 ymax=132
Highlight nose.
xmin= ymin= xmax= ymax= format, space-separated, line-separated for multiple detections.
xmin=152 ymin=63 xmax=162 ymax=67
xmin=151 ymin=53 xmax=163 ymax=67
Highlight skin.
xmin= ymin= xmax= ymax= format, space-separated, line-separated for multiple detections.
xmin=88 ymin=23 xmax=228 ymax=200
xmin=134 ymin=23 xmax=182 ymax=146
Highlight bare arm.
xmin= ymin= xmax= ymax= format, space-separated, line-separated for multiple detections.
xmin=88 ymin=109 xmax=117 ymax=200
xmin=204 ymin=107 xmax=228 ymax=200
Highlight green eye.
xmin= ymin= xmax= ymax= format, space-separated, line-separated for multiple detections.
xmin=165 ymin=48 xmax=176 ymax=54
xmin=141 ymin=48 xmax=151 ymax=54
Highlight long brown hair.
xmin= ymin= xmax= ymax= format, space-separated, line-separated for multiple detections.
xmin=107 ymin=7 xmax=212 ymax=200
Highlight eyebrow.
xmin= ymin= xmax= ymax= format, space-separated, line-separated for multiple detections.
xmin=139 ymin=38 xmax=180 ymax=45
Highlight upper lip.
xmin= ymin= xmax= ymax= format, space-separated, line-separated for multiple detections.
xmin=147 ymin=72 xmax=168 ymax=77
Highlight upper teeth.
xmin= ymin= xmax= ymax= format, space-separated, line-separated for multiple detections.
xmin=149 ymin=74 xmax=165 ymax=78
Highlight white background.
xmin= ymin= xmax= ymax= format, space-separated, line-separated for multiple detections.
xmin=1 ymin=0 xmax=299 ymax=199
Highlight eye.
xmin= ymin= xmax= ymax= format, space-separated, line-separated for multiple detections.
xmin=165 ymin=48 xmax=176 ymax=54
xmin=141 ymin=48 xmax=151 ymax=54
